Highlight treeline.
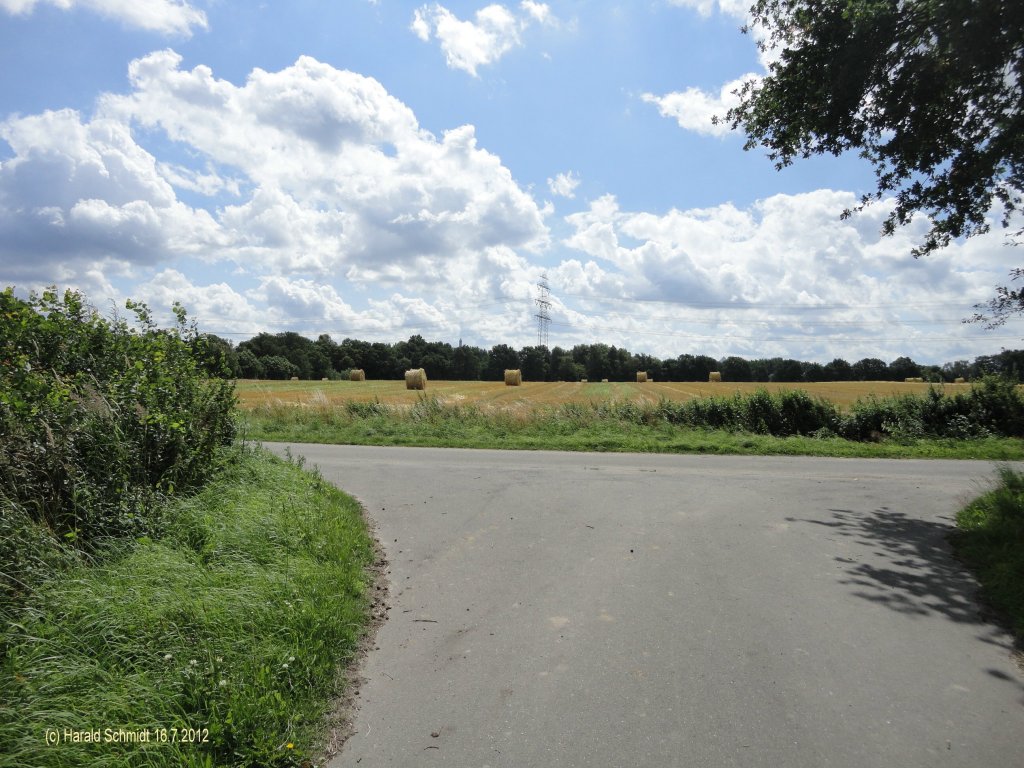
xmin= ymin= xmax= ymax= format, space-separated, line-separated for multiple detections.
xmin=198 ymin=332 xmax=1024 ymax=384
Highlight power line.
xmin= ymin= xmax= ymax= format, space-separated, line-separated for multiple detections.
xmin=546 ymin=320 xmax=1022 ymax=345
xmin=556 ymin=291 xmax=984 ymax=311
xmin=534 ymin=273 xmax=551 ymax=348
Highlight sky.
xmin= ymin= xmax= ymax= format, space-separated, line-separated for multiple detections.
xmin=0 ymin=0 xmax=1021 ymax=364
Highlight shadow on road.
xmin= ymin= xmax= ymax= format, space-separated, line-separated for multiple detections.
xmin=786 ymin=506 xmax=1024 ymax=704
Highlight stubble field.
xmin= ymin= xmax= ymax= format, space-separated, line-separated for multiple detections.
xmin=235 ymin=378 xmax=972 ymax=410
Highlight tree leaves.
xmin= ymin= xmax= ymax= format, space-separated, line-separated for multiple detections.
xmin=728 ymin=0 xmax=1024 ymax=268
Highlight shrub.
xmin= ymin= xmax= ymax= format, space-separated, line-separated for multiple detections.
xmin=839 ymin=377 xmax=1024 ymax=440
xmin=0 ymin=287 xmax=236 ymax=615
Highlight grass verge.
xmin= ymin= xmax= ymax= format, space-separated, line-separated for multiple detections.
xmin=240 ymin=398 xmax=1024 ymax=460
xmin=952 ymin=467 xmax=1024 ymax=643
xmin=0 ymin=446 xmax=376 ymax=768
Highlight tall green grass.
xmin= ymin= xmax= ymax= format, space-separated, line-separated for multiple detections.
xmin=953 ymin=467 xmax=1024 ymax=641
xmin=0 ymin=447 xmax=375 ymax=768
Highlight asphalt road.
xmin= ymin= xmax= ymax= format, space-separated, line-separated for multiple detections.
xmin=265 ymin=443 xmax=1024 ymax=768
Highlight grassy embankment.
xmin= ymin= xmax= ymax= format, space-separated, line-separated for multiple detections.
xmin=1 ymin=447 xmax=375 ymax=768
xmin=953 ymin=467 xmax=1024 ymax=644
xmin=1 ymin=289 xmax=378 ymax=768
xmin=239 ymin=379 xmax=1024 ymax=460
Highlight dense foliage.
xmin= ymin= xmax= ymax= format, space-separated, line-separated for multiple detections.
xmin=221 ymin=330 xmax=1024 ymax=384
xmin=0 ymin=288 xmax=236 ymax=614
xmin=724 ymin=0 xmax=1023 ymax=313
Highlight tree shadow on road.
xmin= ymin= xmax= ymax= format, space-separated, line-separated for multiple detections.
xmin=785 ymin=505 xmax=1024 ymax=700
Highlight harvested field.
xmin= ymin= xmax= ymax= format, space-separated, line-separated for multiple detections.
xmin=234 ymin=379 xmax=980 ymax=411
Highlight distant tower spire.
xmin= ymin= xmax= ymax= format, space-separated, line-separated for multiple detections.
xmin=535 ymin=273 xmax=551 ymax=348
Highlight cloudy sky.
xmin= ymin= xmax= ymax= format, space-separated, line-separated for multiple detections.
xmin=1 ymin=0 xmax=1021 ymax=363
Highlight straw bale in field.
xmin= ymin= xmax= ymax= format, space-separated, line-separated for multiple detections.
xmin=405 ymin=368 xmax=427 ymax=390
xmin=601 ymin=378 xmax=609 ymax=383
xmin=637 ymin=371 xmax=648 ymax=383
xmin=709 ymin=371 xmax=722 ymax=382
xmin=581 ymin=378 xmax=588 ymax=383
xmin=321 ymin=377 xmax=329 ymax=381
xmin=904 ymin=377 xmax=925 ymax=383
xmin=350 ymin=369 xmax=366 ymax=382
xmin=954 ymin=377 xmax=966 ymax=384
xmin=290 ymin=376 xmax=299 ymax=381
xmin=504 ymin=369 xmax=522 ymax=386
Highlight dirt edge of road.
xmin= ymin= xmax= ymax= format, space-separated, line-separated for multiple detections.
xmin=316 ymin=502 xmax=391 ymax=765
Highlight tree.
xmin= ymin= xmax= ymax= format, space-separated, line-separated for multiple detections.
xmin=801 ymin=361 xmax=825 ymax=382
xmin=823 ymin=357 xmax=853 ymax=382
xmin=192 ymin=333 xmax=239 ymax=378
xmin=725 ymin=1 xmax=1023 ymax=316
xmin=519 ymin=346 xmax=550 ymax=381
xmin=721 ymin=356 xmax=753 ymax=382
xmin=554 ymin=354 xmax=585 ymax=381
xmin=852 ymin=357 xmax=889 ymax=380
xmin=771 ymin=358 xmax=804 ymax=382
xmin=261 ymin=355 xmax=299 ymax=380
xmin=237 ymin=348 xmax=264 ymax=379
xmin=453 ymin=344 xmax=486 ymax=380
xmin=484 ymin=344 xmax=520 ymax=380
xmin=889 ymin=356 xmax=921 ymax=381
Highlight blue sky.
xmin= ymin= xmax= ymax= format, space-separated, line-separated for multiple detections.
xmin=1 ymin=0 xmax=1020 ymax=364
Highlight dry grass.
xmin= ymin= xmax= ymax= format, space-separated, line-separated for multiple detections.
xmin=235 ymin=379 xmax=985 ymax=411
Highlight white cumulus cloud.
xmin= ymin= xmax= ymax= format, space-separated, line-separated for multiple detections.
xmin=0 ymin=107 xmax=223 ymax=282
xmin=651 ymin=1 xmax=780 ymax=137
xmin=559 ymin=190 xmax=1018 ymax=361
xmin=666 ymin=0 xmax=750 ymax=21
xmin=547 ymin=170 xmax=580 ymax=199
xmin=642 ymin=73 xmax=759 ymax=137
xmin=0 ymin=51 xmax=552 ymax=339
xmin=0 ymin=0 xmax=207 ymax=36
xmin=411 ymin=2 xmax=554 ymax=76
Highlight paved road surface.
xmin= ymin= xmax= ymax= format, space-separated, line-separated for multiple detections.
xmin=265 ymin=444 xmax=1024 ymax=768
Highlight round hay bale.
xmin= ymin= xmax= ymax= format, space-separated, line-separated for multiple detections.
xmin=290 ymin=376 xmax=299 ymax=381
xmin=350 ymin=369 xmax=366 ymax=382
xmin=954 ymin=376 xmax=966 ymax=384
xmin=504 ymin=369 xmax=522 ymax=386
xmin=405 ymin=368 xmax=427 ymax=390
xmin=636 ymin=371 xmax=648 ymax=383
xmin=709 ymin=371 xmax=722 ymax=382
xmin=581 ymin=378 xmax=588 ymax=383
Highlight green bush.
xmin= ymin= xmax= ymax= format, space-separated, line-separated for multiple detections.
xmin=0 ymin=288 xmax=236 ymax=616
xmin=839 ymin=377 xmax=1024 ymax=440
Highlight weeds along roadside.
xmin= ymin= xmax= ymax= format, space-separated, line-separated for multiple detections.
xmin=1 ymin=288 xmax=376 ymax=767
xmin=952 ymin=466 xmax=1024 ymax=646
xmin=1 ymin=446 xmax=375 ymax=768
